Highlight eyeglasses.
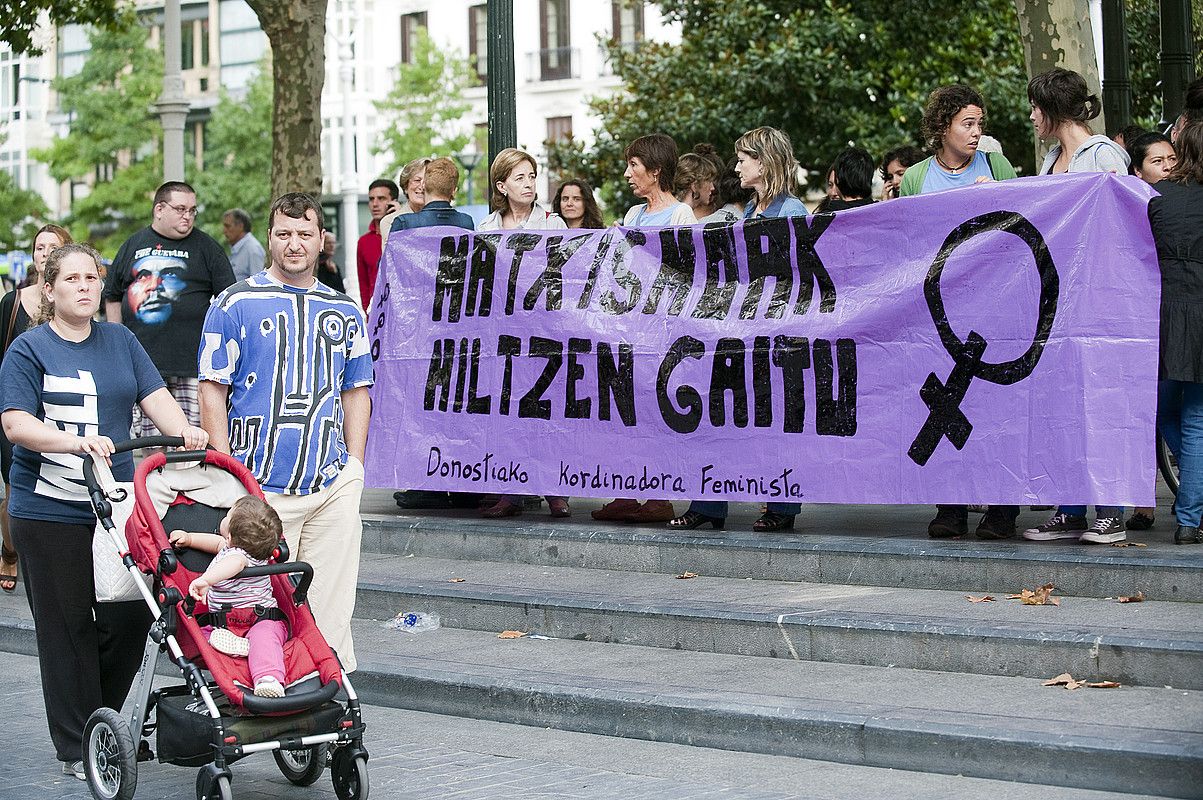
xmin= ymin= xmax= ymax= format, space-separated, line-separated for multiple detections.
xmin=164 ymin=203 xmax=199 ymax=217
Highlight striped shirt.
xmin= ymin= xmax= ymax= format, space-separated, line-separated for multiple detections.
xmin=205 ymin=546 xmax=276 ymax=610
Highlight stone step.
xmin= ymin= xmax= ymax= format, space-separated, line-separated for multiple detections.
xmin=1 ymin=620 xmax=1191 ymax=799
xmin=359 ymin=496 xmax=1203 ymax=601
xmin=350 ymin=553 xmax=1203 ymax=689
xmin=2 ymin=587 xmax=1200 ymax=795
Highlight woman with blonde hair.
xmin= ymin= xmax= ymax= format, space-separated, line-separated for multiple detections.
xmin=734 ymin=126 xmax=806 ymax=219
xmin=0 ymin=223 xmax=71 ymax=593
xmin=676 ymin=143 xmax=736 ymax=223
xmin=0 ymin=243 xmax=206 ymax=778
xmin=477 ymin=149 xmax=566 ymax=519
xmin=478 ymin=148 xmax=566 ymax=231
xmin=380 ymin=156 xmax=432 ymax=234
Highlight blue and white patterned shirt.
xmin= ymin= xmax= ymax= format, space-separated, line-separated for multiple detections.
xmin=198 ymin=273 xmax=373 ymax=495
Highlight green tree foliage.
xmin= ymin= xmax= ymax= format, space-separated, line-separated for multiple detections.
xmin=1125 ymin=0 xmax=1203 ymax=130
xmin=32 ymin=15 xmax=162 ymax=252
xmin=192 ymin=62 xmax=273 ymax=239
xmin=373 ymin=28 xmax=473 ymax=179
xmin=555 ymin=0 xmax=1031 ymax=208
xmin=1 ymin=0 xmax=125 ymax=55
xmin=0 ymin=132 xmax=50 ymax=252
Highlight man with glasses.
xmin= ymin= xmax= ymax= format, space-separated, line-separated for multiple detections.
xmin=104 ymin=181 xmax=236 ymax=436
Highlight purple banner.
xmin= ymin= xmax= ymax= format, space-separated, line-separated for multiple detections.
xmin=365 ymin=174 xmax=1160 ymax=505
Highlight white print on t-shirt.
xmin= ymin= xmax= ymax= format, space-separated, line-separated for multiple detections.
xmin=35 ymin=369 xmax=97 ymax=502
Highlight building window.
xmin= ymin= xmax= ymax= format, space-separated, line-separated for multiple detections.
xmin=545 ymin=116 xmax=572 ymax=144
xmin=539 ymin=0 xmax=571 ymax=81
xmin=468 ymin=5 xmax=487 ymax=81
xmin=612 ymin=1 xmax=644 ymax=47
xmin=401 ymin=12 xmax=426 ymax=65
xmin=181 ymin=19 xmax=194 ymax=70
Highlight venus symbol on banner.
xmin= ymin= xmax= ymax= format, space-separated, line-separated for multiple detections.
xmin=907 ymin=210 xmax=1060 ymax=466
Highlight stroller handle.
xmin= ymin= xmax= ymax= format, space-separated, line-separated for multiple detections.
xmin=82 ymin=437 xmax=211 ymax=494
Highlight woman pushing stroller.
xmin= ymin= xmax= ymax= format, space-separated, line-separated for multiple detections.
xmin=170 ymin=496 xmax=289 ymax=699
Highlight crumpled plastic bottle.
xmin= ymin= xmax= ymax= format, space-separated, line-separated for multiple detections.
xmin=382 ymin=611 xmax=441 ymax=633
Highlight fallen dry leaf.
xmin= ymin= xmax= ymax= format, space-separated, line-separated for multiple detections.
xmin=1007 ymin=583 xmax=1060 ymax=606
xmin=1117 ymin=591 xmax=1145 ymax=603
xmin=966 ymin=595 xmax=996 ymax=603
xmin=1043 ymin=672 xmax=1083 ymax=690
xmin=497 ymin=630 xmax=527 ymax=639
xmin=675 ymin=571 xmax=699 ymax=579
xmin=1110 ymin=542 xmax=1147 ymax=548
xmin=448 ymin=578 xmax=466 ymax=583
xmin=1086 ymin=680 xmax=1122 ymax=689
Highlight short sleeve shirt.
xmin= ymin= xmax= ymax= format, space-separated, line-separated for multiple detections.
xmin=103 ymin=226 xmax=236 ymax=377
xmin=198 ymin=274 xmax=374 ymax=495
xmin=0 ymin=322 xmax=165 ymax=524
xmin=920 ymin=151 xmax=995 ymax=194
xmin=206 ymin=545 xmax=276 ymax=609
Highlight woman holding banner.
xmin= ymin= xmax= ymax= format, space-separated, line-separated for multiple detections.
xmin=1022 ymin=68 xmax=1133 ymax=545
xmin=592 ymin=134 xmax=692 ymax=525
xmin=899 ymin=85 xmax=1021 ymax=540
xmin=667 ymin=126 xmax=806 ymax=533
xmin=1144 ymin=124 xmax=1203 ymax=545
xmin=478 ymin=148 xmax=569 ymax=519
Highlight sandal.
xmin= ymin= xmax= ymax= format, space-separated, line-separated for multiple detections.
xmin=753 ymin=512 xmax=795 ymax=532
xmin=1 ymin=544 xmax=18 ymax=594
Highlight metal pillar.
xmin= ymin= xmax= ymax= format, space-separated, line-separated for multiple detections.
xmin=486 ymin=0 xmax=517 ymax=192
xmin=337 ymin=0 xmax=360 ymax=302
xmin=1159 ymin=0 xmax=1198 ymax=128
xmin=157 ymin=0 xmax=189 ymax=182
xmin=1100 ymin=0 xmax=1131 ymax=136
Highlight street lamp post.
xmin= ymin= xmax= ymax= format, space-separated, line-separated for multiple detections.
xmin=336 ymin=0 xmax=361 ymax=304
xmin=456 ymin=140 xmax=483 ymax=207
xmin=157 ymin=0 xmax=189 ymax=182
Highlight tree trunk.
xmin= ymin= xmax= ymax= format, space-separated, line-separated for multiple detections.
xmin=246 ymin=0 xmax=328 ymax=200
xmin=1013 ymin=0 xmax=1105 ymax=163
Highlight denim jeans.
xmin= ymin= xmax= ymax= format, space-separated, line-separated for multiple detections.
xmin=688 ymin=500 xmax=801 ymax=519
xmin=1158 ymin=379 xmax=1203 ymax=528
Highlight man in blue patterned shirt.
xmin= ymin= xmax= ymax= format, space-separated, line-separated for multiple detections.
xmin=198 ymin=193 xmax=373 ymax=672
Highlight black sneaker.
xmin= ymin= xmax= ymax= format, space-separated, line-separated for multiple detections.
xmin=928 ymin=507 xmax=968 ymax=538
xmin=975 ymin=507 xmax=1017 ymax=539
xmin=1023 ymin=512 xmax=1088 ymax=541
xmin=394 ymin=490 xmax=452 ymax=510
xmin=1080 ymin=516 xmax=1127 ymax=544
xmin=1174 ymin=525 xmax=1203 ymax=545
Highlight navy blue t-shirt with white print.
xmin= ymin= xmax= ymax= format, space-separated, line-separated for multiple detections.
xmin=0 ymin=321 xmax=165 ymax=525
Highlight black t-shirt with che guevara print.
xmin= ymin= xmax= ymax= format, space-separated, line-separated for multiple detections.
xmin=103 ymin=225 xmax=235 ymax=377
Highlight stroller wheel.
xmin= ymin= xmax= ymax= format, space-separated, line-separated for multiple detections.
xmin=84 ymin=707 xmax=138 ymax=800
xmin=331 ymin=748 xmax=369 ymax=800
xmin=274 ymin=744 xmax=328 ymax=786
xmin=195 ymin=770 xmax=232 ymax=800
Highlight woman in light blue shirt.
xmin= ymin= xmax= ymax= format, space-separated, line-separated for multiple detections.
xmin=669 ymin=126 xmax=806 ymax=534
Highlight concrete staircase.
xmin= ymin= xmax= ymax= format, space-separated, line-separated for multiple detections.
xmin=2 ymin=493 xmax=1201 ymax=797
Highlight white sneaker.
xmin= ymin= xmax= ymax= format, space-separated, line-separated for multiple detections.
xmin=1080 ymin=517 xmax=1127 ymax=544
xmin=254 ymin=676 xmax=285 ymax=698
xmin=209 ymin=627 xmax=249 ymax=657
xmin=62 ymin=760 xmax=85 ymax=780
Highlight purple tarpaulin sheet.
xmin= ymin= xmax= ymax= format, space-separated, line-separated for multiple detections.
xmin=365 ymin=173 xmax=1160 ymax=505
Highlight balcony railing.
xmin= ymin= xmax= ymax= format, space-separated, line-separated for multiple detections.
xmin=527 ymin=47 xmax=580 ymax=83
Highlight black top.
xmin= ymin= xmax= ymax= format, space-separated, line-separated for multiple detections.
xmin=102 ymin=226 xmax=235 ymax=377
xmin=1148 ymin=179 xmax=1203 ymax=382
xmin=0 ymin=289 xmax=33 ymax=484
xmin=825 ymin=197 xmax=875 ymax=212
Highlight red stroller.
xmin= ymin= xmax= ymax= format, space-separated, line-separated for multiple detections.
xmin=81 ymin=438 xmax=369 ymax=800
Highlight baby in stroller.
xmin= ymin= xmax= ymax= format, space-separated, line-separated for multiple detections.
xmin=169 ymin=496 xmax=290 ymax=699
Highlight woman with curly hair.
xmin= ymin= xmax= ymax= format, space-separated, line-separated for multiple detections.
xmin=552 ymin=179 xmax=604 ymax=229
xmin=899 ymin=85 xmax=1020 ymax=541
xmin=899 ymin=84 xmax=1018 ymax=197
